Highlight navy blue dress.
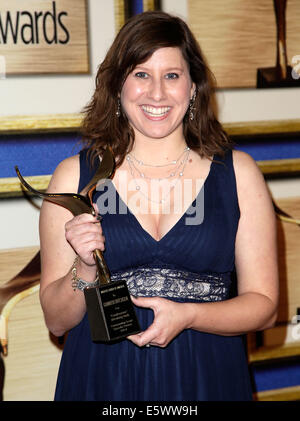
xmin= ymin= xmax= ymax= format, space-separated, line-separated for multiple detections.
xmin=54 ymin=148 xmax=253 ymax=401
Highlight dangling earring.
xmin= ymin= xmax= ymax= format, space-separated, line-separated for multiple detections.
xmin=116 ymin=98 xmax=121 ymax=118
xmin=189 ymin=90 xmax=197 ymax=121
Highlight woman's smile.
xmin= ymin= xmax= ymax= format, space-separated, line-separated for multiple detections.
xmin=140 ymin=105 xmax=172 ymax=120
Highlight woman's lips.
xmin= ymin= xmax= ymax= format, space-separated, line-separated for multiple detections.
xmin=140 ymin=105 xmax=171 ymax=120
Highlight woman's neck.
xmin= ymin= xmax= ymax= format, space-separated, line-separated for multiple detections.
xmin=130 ymin=134 xmax=188 ymax=167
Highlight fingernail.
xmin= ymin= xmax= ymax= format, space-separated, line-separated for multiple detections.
xmin=96 ymin=214 xmax=103 ymax=221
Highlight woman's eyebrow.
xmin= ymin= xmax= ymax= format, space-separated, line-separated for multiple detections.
xmin=134 ymin=66 xmax=184 ymax=72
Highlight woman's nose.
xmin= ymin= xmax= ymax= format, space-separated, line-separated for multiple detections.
xmin=148 ymin=78 xmax=166 ymax=101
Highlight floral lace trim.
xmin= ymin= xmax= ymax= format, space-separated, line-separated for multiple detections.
xmin=110 ymin=267 xmax=231 ymax=302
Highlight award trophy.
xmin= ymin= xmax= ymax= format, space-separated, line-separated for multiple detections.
xmin=257 ymin=0 xmax=300 ymax=88
xmin=15 ymin=147 xmax=140 ymax=342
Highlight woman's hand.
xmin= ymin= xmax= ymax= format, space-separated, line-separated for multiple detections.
xmin=127 ymin=296 xmax=193 ymax=348
xmin=64 ymin=213 xmax=105 ymax=267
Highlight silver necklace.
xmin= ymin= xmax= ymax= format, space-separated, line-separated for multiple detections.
xmin=128 ymin=146 xmax=190 ymax=168
xmin=126 ymin=152 xmax=188 ymax=181
xmin=127 ymin=148 xmax=191 ymax=205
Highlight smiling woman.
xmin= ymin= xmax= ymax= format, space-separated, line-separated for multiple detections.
xmin=38 ymin=11 xmax=278 ymax=402
xmin=120 ymin=47 xmax=194 ymax=141
xmin=80 ymin=10 xmax=231 ymax=167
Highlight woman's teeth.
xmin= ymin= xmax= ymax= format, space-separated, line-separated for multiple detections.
xmin=141 ymin=105 xmax=170 ymax=117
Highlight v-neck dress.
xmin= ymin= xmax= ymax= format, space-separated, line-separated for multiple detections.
xmin=54 ymin=148 xmax=253 ymax=401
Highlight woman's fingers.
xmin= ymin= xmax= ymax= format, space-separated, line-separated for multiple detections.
xmin=130 ymin=296 xmax=155 ymax=309
xmin=127 ymin=323 xmax=159 ymax=347
xmin=65 ymin=213 xmax=102 ymax=231
xmin=65 ymin=221 xmax=103 ymax=240
xmin=64 ymin=213 xmax=106 ymax=265
xmin=128 ymin=296 xmax=189 ymax=348
xmin=65 ymin=222 xmax=105 ymax=249
xmin=128 ymin=296 xmax=166 ymax=347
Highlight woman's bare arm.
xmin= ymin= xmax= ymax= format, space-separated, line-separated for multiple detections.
xmin=39 ymin=155 xmax=105 ymax=337
xmin=186 ymin=149 xmax=279 ymax=334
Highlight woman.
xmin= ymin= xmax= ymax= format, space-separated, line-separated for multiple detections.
xmin=39 ymin=11 xmax=278 ymax=401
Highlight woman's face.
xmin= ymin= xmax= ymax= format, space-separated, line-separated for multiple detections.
xmin=120 ymin=47 xmax=195 ymax=142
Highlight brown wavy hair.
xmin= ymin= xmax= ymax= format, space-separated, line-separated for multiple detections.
xmin=80 ymin=11 xmax=233 ymax=166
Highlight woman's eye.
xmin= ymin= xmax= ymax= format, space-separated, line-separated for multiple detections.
xmin=135 ymin=72 xmax=148 ymax=79
xmin=165 ymin=73 xmax=179 ymax=79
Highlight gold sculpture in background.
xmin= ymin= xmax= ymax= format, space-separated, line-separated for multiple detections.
xmin=257 ymin=0 xmax=300 ymax=88
xmin=0 ymin=253 xmax=40 ymax=356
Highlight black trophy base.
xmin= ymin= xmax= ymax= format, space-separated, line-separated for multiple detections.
xmin=257 ymin=66 xmax=300 ymax=88
xmin=84 ymin=280 xmax=141 ymax=342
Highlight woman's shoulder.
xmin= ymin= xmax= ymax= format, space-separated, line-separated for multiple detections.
xmin=232 ymin=149 xmax=264 ymax=182
xmin=47 ymin=154 xmax=80 ymax=194
xmin=232 ymin=149 xmax=255 ymax=164
xmin=214 ymin=148 xmax=261 ymax=181
xmin=56 ymin=154 xmax=79 ymax=171
xmin=231 ymin=149 xmax=272 ymax=209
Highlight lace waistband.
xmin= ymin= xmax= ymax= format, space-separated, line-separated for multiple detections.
xmin=110 ymin=267 xmax=232 ymax=302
